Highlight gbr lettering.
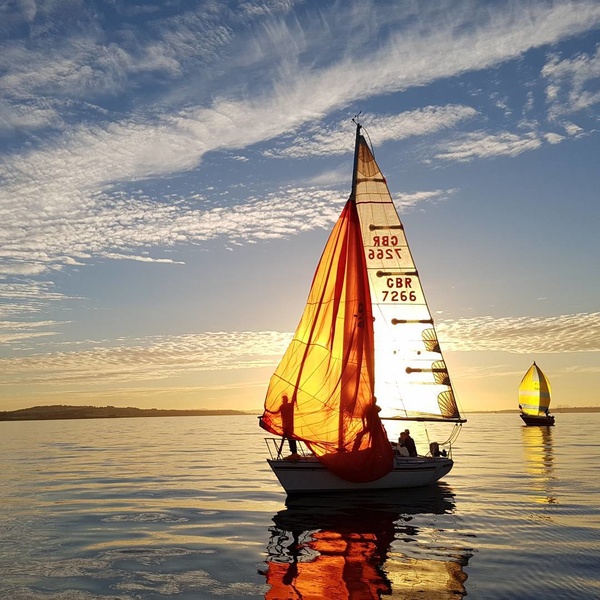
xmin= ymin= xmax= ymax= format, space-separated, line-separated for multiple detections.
xmin=382 ymin=276 xmax=417 ymax=302
xmin=367 ymin=235 xmax=403 ymax=260
xmin=373 ymin=235 xmax=398 ymax=247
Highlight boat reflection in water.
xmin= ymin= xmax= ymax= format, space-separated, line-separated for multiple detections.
xmin=261 ymin=485 xmax=471 ymax=599
xmin=521 ymin=425 xmax=557 ymax=505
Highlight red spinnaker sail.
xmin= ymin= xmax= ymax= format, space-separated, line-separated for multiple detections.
xmin=261 ymin=198 xmax=393 ymax=483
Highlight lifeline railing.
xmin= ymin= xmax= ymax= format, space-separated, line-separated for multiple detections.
xmin=265 ymin=437 xmax=452 ymax=461
xmin=264 ymin=437 xmax=312 ymax=460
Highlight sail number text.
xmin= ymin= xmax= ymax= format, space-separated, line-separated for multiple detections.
xmin=368 ymin=235 xmax=402 ymax=260
xmin=368 ymin=248 xmax=403 ymax=260
xmin=382 ymin=277 xmax=417 ymax=302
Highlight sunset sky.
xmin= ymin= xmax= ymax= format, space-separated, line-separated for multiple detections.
xmin=1 ymin=0 xmax=599 ymax=415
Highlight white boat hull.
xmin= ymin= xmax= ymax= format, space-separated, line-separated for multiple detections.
xmin=267 ymin=455 xmax=454 ymax=493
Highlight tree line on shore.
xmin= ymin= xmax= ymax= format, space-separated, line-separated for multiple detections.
xmin=0 ymin=405 xmax=255 ymax=421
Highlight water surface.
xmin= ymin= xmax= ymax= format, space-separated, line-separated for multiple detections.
xmin=1 ymin=413 xmax=599 ymax=599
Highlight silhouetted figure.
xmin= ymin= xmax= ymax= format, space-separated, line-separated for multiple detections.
xmin=429 ymin=441 xmax=447 ymax=457
xmin=281 ymin=395 xmax=298 ymax=454
xmin=397 ymin=431 xmax=410 ymax=456
xmin=352 ymin=402 xmax=381 ymax=452
xmin=403 ymin=429 xmax=417 ymax=457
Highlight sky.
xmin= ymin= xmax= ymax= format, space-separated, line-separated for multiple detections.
xmin=1 ymin=0 xmax=599 ymax=415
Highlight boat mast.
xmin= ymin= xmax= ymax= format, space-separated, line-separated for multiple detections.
xmin=336 ymin=117 xmax=366 ymax=452
xmin=350 ymin=118 xmax=362 ymax=203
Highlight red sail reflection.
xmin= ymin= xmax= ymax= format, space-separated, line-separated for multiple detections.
xmin=265 ymin=530 xmax=391 ymax=599
xmin=261 ymin=487 xmax=470 ymax=599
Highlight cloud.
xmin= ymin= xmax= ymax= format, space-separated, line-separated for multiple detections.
xmin=438 ymin=312 xmax=600 ymax=353
xmin=0 ymin=331 xmax=293 ymax=388
xmin=3 ymin=1 xmax=599 ymax=177
xmin=395 ymin=189 xmax=458 ymax=210
xmin=1 ymin=312 xmax=597 ymax=394
xmin=101 ymin=253 xmax=185 ymax=264
xmin=2 ymin=1 xmax=598 ymax=212
xmin=264 ymin=106 xmax=478 ymax=158
xmin=0 ymin=179 xmax=348 ymax=280
xmin=2 ymin=0 xmax=600 ymax=362
xmin=543 ymin=45 xmax=600 ymax=118
xmin=433 ymin=130 xmax=544 ymax=161
xmin=0 ymin=183 xmax=346 ymax=343
xmin=0 ymin=280 xmax=70 ymax=313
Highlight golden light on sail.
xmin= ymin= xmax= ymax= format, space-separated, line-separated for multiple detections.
xmin=261 ymin=197 xmax=394 ymax=483
xmin=519 ymin=362 xmax=552 ymax=416
xmin=354 ymin=133 xmax=461 ymax=422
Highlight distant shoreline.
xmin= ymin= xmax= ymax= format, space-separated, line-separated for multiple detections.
xmin=1 ymin=404 xmax=599 ymax=422
xmin=0 ymin=405 xmax=257 ymax=422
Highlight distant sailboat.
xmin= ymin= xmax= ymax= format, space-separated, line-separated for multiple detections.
xmin=519 ymin=362 xmax=555 ymax=426
xmin=258 ymin=120 xmax=466 ymax=494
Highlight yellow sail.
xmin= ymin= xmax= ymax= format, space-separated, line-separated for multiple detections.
xmin=519 ymin=362 xmax=552 ymax=416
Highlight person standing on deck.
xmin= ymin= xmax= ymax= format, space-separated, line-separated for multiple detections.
xmin=281 ymin=395 xmax=298 ymax=455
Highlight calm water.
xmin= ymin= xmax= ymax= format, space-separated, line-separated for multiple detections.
xmin=1 ymin=413 xmax=599 ymax=599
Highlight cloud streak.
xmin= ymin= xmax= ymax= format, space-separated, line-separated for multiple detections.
xmin=0 ymin=313 xmax=597 ymax=392
xmin=2 ymin=1 xmax=598 ymax=285
xmin=438 ymin=313 xmax=600 ymax=354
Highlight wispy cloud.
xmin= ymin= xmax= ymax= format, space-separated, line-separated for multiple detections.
xmin=433 ymin=131 xmax=544 ymax=161
xmin=0 ymin=331 xmax=292 ymax=388
xmin=543 ymin=45 xmax=600 ymax=118
xmin=395 ymin=189 xmax=458 ymax=210
xmin=2 ymin=2 xmax=598 ymax=243
xmin=438 ymin=312 xmax=600 ymax=353
xmin=0 ymin=185 xmax=345 ymax=278
xmin=265 ymin=107 xmax=478 ymax=158
xmin=1 ymin=0 xmax=599 ymax=397
xmin=1 ymin=312 xmax=597 ymax=394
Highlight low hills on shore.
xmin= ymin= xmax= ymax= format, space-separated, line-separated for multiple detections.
xmin=1 ymin=404 xmax=599 ymax=422
xmin=0 ymin=405 xmax=255 ymax=421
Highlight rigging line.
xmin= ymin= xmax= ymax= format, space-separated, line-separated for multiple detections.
xmin=361 ymin=124 xmax=376 ymax=157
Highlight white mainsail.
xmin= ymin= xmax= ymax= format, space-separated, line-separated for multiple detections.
xmin=353 ymin=128 xmax=462 ymax=422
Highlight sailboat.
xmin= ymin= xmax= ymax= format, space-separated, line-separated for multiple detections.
xmin=519 ymin=362 xmax=555 ymax=426
xmin=259 ymin=120 xmax=466 ymax=494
